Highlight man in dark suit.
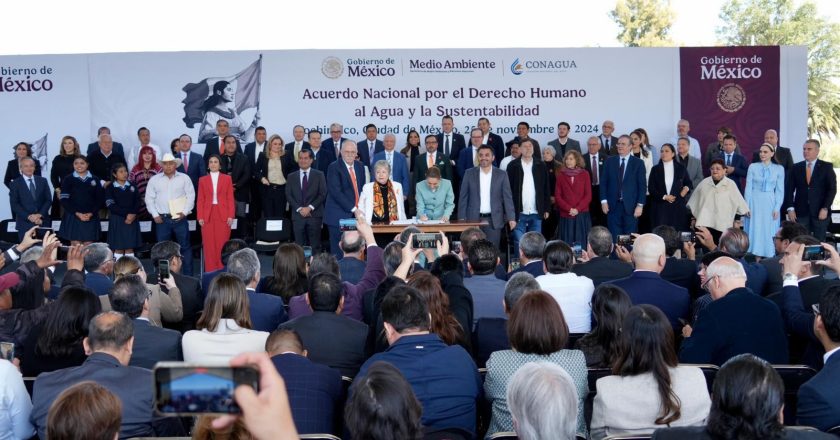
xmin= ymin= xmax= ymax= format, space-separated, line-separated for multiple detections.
xmin=414 ymin=134 xmax=452 ymax=186
xmin=267 ymin=329 xmax=343 ymax=434
xmin=752 ymin=129 xmax=794 ymax=171
xmin=322 ymin=122 xmax=348 ymax=162
xmin=506 ymin=121 xmax=543 ymax=159
xmin=762 ymin=221 xmax=809 ymax=297
xmin=109 ymin=274 xmax=182 ymax=369
xmin=458 ymin=145 xmax=516 ymax=248
xmin=572 ymin=226 xmax=634 ymax=286
xmin=87 ymin=136 xmax=126 ymax=184
xmin=680 ymin=257 xmax=789 ymax=365
xmin=151 ymin=241 xmax=202 ymax=332
xmin=9 ymin=157 xmax=51 ymax=240
xmin=495 ymin=231 xmax=545 ymax=281
xmin=83 ymin=243 xmax=115 ymax=297
xmin=435 ymin=115 xmax=466 ymax=167
xmin=785 ymin=139 xmax=837 ymax=241
xmin=86 ymin=127 xmax=125 ymax=157
xmin=473 ymin=272 xmax=540 ymax=367
xmin=373 ymin=134 xmax=411 ymax=196
xmin=477 ymin=117 xmax=505 ymax=166
xmin=203 ymin=119 xmax=241 ymax=165
xmin=357 ymin=123 xmax=383 ymax=168
xmin=243 ymin=126 xmax=266 ymax=224
xmin=599 ymin=120 xmax=619 ymax=155
xmin=797 ymin=283 xmax=840 ymax=430
xmin=506 ymin=140 xmax=551 ymax=252
xmin=600 ymin=135 xmax=647 ymax=239
xmin=583 ymin=136 xmax=607 ymax=227
xmin=653 ymin=225 xmax=700 ymax=296
xmin=281 ymin=271 xmax=369 ymax=378
xmin=286 ymin=149 xmax=327 ymax=255
xmin=782 ymin=235 xmax=840 ymax=310
xmin=307 ymin=130 xmax=336 ymax=175
xmin=720 ymin=134 xmax=748 ymax=193
xmin=175 ymin=134 xmax=206 ymax=194
xmin=457 ymin=128 xmax=484 ymax=179
xmin=338 ymin=230 xmax=367 ymax=284
xmin=228 ymin=248 xmax=287 ymax=332
xmin=243 ymin=126 xmax=266 ymax=168
xmin=325 ymin=140 xmax=367 ymax=257
xmin=31 ymin=312 xmax=181 ymax=439
xmin=220 ymin=135 xmax=252 ymax=234
xmin=284 ymin=125 xmax=311 ymax=174
xmin=546 ymin=121 xmax=580 ymax=158
xmin=609 ymin=234 xmax=690 ymax=329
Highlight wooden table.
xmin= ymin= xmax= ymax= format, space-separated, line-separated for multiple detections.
xmin=371 ymin=220 xmax=487 ymax=235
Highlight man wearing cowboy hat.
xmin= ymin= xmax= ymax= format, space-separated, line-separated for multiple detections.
xmin=145 ymin=153 xmax=196 ymax=276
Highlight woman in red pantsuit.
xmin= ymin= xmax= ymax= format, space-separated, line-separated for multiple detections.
xmin=555 ymin=150 xmax=592 ymax=246
xmin=198 ymin=155 xmax=235 ymax=272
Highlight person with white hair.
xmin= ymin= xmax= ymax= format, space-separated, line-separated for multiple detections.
xmin=609 ymin=233 xmax=690 ymax=330
xmin=357 ymin=159 xmax=406 ymax=224
xmin=680 ymin=257 xmax=789 ymax=365
xmin=506 ymin=361 xmax=580 ymax=440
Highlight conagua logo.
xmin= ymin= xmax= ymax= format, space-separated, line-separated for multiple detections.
xmin=717 ymin=83 xmax=746 ymax=113
xmin=321 ymin=57 xmax=344 ymax=79
xmin=510 ymin=58 xmax=524 ymax=75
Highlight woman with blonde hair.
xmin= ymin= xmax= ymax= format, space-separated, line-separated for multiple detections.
xmin=182 ymin=273 xmax=269 ymax=363
xmin=111 ymin=255 xmax=183 ymax=327
xmin=256 ymin=134 xmax=289 ymax=218
xmin=50 ymin=135 xmax=80 ymax=218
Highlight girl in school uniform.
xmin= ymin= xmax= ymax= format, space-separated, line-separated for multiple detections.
xmin=105 ymin=163 xmax=142 ymax=259
xmin=59 ymin=155 xmax=104 ymax=245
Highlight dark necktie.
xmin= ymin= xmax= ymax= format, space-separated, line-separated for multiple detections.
xmin=28 ymin=178 xmax=36 ymax=198
xmin=618 ymin=158 xmax=625 ymax=201
xmin=301 ymin=171 xmax=309 ymax=206
xmin=445 ymin=135 xmax=451 ymax=156
xmin=726 ymin=154 xmax=732 ymax=166
xmin=591 ymin=155 xmax=599 ymax=185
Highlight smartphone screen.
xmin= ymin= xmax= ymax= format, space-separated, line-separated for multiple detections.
xmin=303 ymin=246 xmax=312 ymax=260
xmin=0 ymin=342 xmax=13 ymax=361
xmin=154 ymin=364 xmax=259 ymax=415
xmin=35 ymin=227 xmax=53 ymax=240
xmin=158 ymin=260 xmax=170 ymax=280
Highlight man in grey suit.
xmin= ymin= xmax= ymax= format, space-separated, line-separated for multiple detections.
xmin=676 ymin=137 xmax=704 ymax=192
xmin=458 ymin=145 xmax=516 ymax=248
xmin=286 ymin=149 xmax=327 ymax=254
xmin=547 ymin=122 xmax=581 ymax=158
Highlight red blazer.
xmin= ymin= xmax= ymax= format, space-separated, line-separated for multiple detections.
xmin=197 ymin=173 xmax=235 ymax=222
xmin=555 ymin=169 xmax=592 ymax=218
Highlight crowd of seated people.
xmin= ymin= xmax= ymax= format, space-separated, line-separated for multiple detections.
xmin=1 ymin=115 xmax=839 ymax=439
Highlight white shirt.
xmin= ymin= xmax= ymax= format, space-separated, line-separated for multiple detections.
xmin=144 ymin=171 xmax=196 ymax=217
xmin=479 ymin=167 xmax=492 ymax=214
xmin=127 ymin=143 xmax=161 ymax=169
xmin=499 ymin=155 xmax=515 ymax=171
xmin=182 ymin=319 xmax=269 ymax=364
xmin=443 ymin=133 xmax=452 ymax=155
xmin=0 ymin=359 xmax=34 ymax=440
xmin=521 ymin=159 xmax=537 ymax=214
xmin=386 ymin=151 xmax=394 ymax=177
xmin=663 ymin=160 xmax=675 ymax=195
xmin=298 ymin=168 xmax=315 ymax=211
xmin=210 ymin=171 xmax=220 ymax=204
xmin=824 ymin=346 xmax=840 ymax=365
xmin=482 ymin=133 xmax=489 ymax=145
xmin=253 ymin=142 xmax=265 ymax=164
xmin=536 ymin=272 xmax=595 ymax=333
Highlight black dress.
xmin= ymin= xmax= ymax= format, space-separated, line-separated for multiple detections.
xmin=50 ymin=155 xmax=76 ymax=218
xmin=105 ymin=181 xmax=142 ymax=249
xmin=58 ymin=173 xmax=104 ymax=241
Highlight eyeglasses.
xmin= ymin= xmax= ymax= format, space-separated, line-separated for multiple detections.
xmin=701 ymin=275 xmax=718 ymax=291
xmin=813 ymin=303 xmax=821 ymax=316
xmin=772 ymin=236 xmax=784 ymax=241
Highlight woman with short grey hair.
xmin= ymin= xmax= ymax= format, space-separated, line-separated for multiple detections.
xmin=507 ymin=361 xmax=579 ymax=440
xmin=358 ymin=159 xmax=406 ymax=224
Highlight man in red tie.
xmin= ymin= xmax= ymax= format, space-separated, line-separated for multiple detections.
xmin=325 ymin=140 xmax=367 ymax=257
xmin=202 ymin=119 xmax=241 ymax=166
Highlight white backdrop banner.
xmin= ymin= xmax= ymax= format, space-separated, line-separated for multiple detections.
xmin=0 ymin=46 xmax=807 ymax=220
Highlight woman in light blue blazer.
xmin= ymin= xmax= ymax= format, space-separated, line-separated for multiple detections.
xmin=414 ymin=166 xmax=454 ymax=221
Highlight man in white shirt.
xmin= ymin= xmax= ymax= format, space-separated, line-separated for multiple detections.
xmin=145 ymin=153 xmax=196 ymax=275
xmin=499 ymin=142 xmax=520 ymax=171
xmin=667 ymin=119 xmax=701 ymax=164
xmin=457 ymin=128 xmax=484 ymax=179
xmin=458 ymin=145 xmax=516 ymax=248
xmin=536 ymin=240 xmax=594 ymax=333
xmin=599 ymin=120 xmax=619 ymax=155
xmin=585 ymin=136 xmax=607 ymax=226
xmin=506 ymin=140 xmax=550 ymax=252
xmin=176 ymin=134 xmax=205 ymax=194
xmin=284 ymin=125 xmax=311 ymax=173
xmin=435 ymin=115 xmax=466 ymax=166
xmin=126 ymin=127 xmax=161 ymax=170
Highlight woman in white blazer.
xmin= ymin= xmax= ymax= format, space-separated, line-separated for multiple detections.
xmin=358 ymin=159 xmax=406 ymax=224
xmin=182 ymin=273 xmax=269 ymax=363
xmin=591 ymin=305 xmax=710 ymax=439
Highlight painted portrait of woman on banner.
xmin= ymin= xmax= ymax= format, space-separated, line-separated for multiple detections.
xmin=197 ymin=80 xmax=260 ymax=143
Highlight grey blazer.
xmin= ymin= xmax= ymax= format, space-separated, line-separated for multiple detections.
xmin=547 ymin=138 xmax=582 ymax=156
xmin=681 ymin=155 xmax=704 ymax=192
xmin=457 ymin=167 xmax=515 ymax=229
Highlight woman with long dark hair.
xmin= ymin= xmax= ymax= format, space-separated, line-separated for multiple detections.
xmin=649 ymin=143 xmax=692 ymax=230
xmin=197 ymin=155 xmax=235 ymax=272
xmin=345 ymin=361 xmax=423 ymax=440
xmin=407 ymin=271 xmax=467 ymax=349
xmin=105 ymin=163 xmax=142 ymax=259
xmin=591 ymin=305 xmax=710 ymax=439
xmin=574 ymin=284 xmax=632 ymax=367
xmin=258 ymin=243 xmax=308 ymax=302
xmin=198 ymin=80 xmax=259 ymax=143
xmin=4 ymin=142 xmax=42 ymax=189
xmin=20 ymin=287 xmax=100 ymax=377
xmin=58 ymin=156 xmax=104 ymax=245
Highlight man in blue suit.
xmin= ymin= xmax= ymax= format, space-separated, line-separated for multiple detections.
xmin=680 ymin=257 xmax=788 ymax=365
xmin=457 ymin=128 xmax=484 ymax=179
xmin=228 ymin=248 xmax=287 ymax=332
xmin=797 ymin=283 xmax=840 ymax=430
xmin=495 ymin=231 xmax=545 ymax=281
xmin=719 ymin=134 xmax=748 ymax=193
xmin=785 ymin=139 xmax=838 ymax=241
xmin=267 ymin=329 xmax=343 ymax=434
xmin=321 ymin=122 xmax=348 ymax=161
xmin=9 ymin=157 xmax=51 ymax=240
xmin=600 ymin=135 xmax=647 ymax=239
xmin=373 ymin=133 xmax=411 ymax=197
xmin=357 ymin=123 xmax=384 ymax=168
xmin=175 ymin=134 xmax=206 ymax=193
xmin=307 ymin=130 xmax=336 ymax=175
xmin=609 ymin=234 xmax=690 ymax=330
xmin=325 ymin=140 xmax=367 ymax=257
